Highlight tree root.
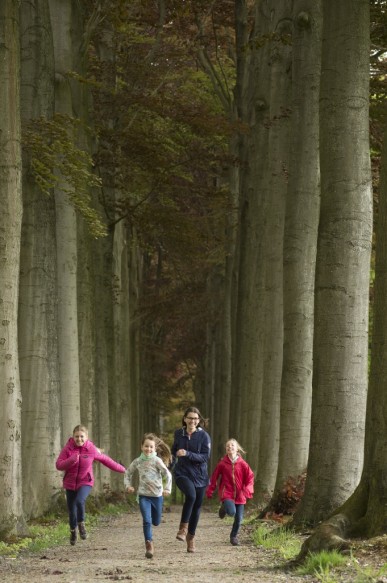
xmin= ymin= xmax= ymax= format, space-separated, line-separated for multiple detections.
xmin=286 ymin=513 xmax=351 ymax=568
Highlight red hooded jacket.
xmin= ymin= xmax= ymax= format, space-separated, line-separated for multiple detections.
xmin=206 ymin=455 xmax=254 ymax=504
xmin=56 ymin=438 xmax=125 ymax=490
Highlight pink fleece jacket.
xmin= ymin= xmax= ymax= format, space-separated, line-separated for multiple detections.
xmin=56 ymin=437 xmax=125 ymax=490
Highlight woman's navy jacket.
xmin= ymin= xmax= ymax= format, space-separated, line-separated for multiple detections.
xmin=171 ymin=426 xmax=211 ymax=487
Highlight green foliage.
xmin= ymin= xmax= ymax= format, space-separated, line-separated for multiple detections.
xmin=22 ymin=113 xmax=107 ymax=238
xmin=85 ymin=0 xmax=236 ymax=410
xmin=252 ymin=523 xmax=301 ymax=560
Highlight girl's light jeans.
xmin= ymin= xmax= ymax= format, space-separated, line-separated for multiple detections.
xmin=139 ymin=495 xmax=163 ymax=541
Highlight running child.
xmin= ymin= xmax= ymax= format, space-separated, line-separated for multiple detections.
xmin=206 ymin=438 xmax=254 ymax=546
xmin=125 ymin=433 xmax=172 ymax=559
xmin=56 ymin=424 xmax=126 ymax=545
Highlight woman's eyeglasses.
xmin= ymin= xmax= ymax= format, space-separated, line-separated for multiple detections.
xmin=186 ymin=417 xmax=199 ymax=421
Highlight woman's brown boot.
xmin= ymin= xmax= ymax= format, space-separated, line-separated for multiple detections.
xmin=186 ymin=533 xmax=195 ymax=553
xmin=176 ymin=522 xmax=188 ymax=541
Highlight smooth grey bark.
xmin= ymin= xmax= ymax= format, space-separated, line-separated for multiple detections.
xmin=274 ymin=0 xmax=322 ymax=494
xmin=0 ymin=0 xmax=25 ymax=536
xmin=294 ymin=0 xmax=372 ymax=525
xmin=112 ymin=220 xmax=132 ymax=481
xmin=93 ymin=229 xmax=118 ymax=492
xmin=127 ymin=225 xmax=142 ymax=459
xmin=256 ymin=0 xmax=292 ymax=500
xmin=49 ymin=0 xmax=81 ymax=438
xmin=232 ymin=1 xmax=271 ymax=473
xmin=19 ymin=0 xmax=62 ymax=518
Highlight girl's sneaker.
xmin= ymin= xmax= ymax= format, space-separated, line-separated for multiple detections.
xmin=230 ymin=536 xmax=239 ymax=546
xmin=218 ymin=504 xmax=226 ymax=519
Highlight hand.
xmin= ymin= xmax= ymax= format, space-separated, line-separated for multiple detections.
xmin=126 ymin=486 xmax=135 ymax=494
xmin=163 ymin=490 xmax=171 ymax=497
xmin=176 ymin=449 xmax=186 ymax=457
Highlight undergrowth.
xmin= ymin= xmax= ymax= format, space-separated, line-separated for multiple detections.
xmin=252 ymin=522 xmax=301 ymax=560
xmin=0 ymin=493 xmax=135 ymax=558
xmin=252 ymin=520 xmax=387 ymax=583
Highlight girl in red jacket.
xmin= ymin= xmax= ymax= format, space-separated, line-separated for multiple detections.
xmin=206 ymin=438 xmax=254 ymax=546
xmin=56 ymin=425 xmax=126 ymax=546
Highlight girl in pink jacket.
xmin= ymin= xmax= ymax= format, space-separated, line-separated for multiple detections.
xmin=56 ymin=425 xmax=126 ymax=546
xmin=206 ymin=438 xmax=254 ymax=546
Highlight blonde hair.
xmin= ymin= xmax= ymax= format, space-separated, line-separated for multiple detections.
xmin=226 ymin=438 xmax=246 ymax=456
xmin=142 ymin=432 xmax=172 ymax=466
xmin=73 ymin=424 xmax=88 ymax=436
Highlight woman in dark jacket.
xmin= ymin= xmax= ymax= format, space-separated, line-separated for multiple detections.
xmin=171 ymin=406 xmax=211 ymax=553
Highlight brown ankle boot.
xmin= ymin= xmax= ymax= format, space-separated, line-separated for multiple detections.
xmin=145 ymin=540 xmax=154 ymax=558
xmin=176 ymin=522 xmax=188 ymax=541
xmin=186 ymin=533 xmax=195 ymax=553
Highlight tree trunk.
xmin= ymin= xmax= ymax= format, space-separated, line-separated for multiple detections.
xmin=294 ymin=97 xmax=387 ymax=559
xmin=50 ymin=0 xmax=81 ymax=438
xmin=273 ymin=0 xmax=322 ymax=500
xmin=19 ymin=0 xmax=62 ymax=518
xmin=256 ymin=0 xmax=292 ymax=501
xmin=0 ymin=0 xmax=25 ymax=536
xmin=232 ymin=0 xmax=271 ymax=476
xmin=293 ymin=0 xmax=372 ymax=526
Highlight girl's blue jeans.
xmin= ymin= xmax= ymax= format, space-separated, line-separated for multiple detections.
xmin=175 ymin=476 xmax=206 ymax=535
xmin=223 ymin=498 xmax=245 ymax=537
xmin=66 ymin=485 xmax=92 ymax=530
xmin=139 ymin=495 xmax=163 ymax=542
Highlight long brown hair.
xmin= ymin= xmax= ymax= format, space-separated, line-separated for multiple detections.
xmin=181 ymin=407 xmax=209 ymax=429
xmin=142 ymin=432 xmax=172 ymax=465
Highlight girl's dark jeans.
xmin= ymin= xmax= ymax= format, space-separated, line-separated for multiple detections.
xmin=66 ymin=485 xmax=92 ymax=530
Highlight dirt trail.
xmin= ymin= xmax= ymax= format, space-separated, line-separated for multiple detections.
xmin=0 ymin=506 xmax=315 ymax=583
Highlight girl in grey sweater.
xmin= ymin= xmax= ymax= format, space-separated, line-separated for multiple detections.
xmin=125 ymin=433 xmax=172 ymax=559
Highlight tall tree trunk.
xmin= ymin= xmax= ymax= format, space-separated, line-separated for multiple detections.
xmin=232 ymin=0 xmax=271 ymax=475
xmin=294 ymin=0 xmax=372 ymax=526
xmin=94 ymin=231 xmax=115 ymax=490
xmin=0 ymin=0 xmax=25 ymax=536
xmin=50 ymin=0 xmax=81 ymax=438
xmin=19 ymin=0 xmax=62 ymax=518
xmin=273 ymin=0 xmax=322 ymax=497
xmin=128 ymin=225 xmax=142 ymax=459
xmin=256 ymin=0 xmax=292 ymax=500
xmin=112 ymin=219 xmax=132 ymax=479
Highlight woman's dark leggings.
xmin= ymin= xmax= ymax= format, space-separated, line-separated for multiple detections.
xmin=175 ymin=476 xmax=206 ymax=535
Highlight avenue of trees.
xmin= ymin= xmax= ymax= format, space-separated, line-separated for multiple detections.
xmin=0 ymin=0 xmax=386 ymax=550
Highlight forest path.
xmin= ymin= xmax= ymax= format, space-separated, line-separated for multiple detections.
xmin=0 ymin=505 xmax=316 ymax=583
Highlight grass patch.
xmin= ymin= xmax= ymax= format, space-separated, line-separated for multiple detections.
xmin=252 ymin=523 xmax=301 ymax=560
xmin=352 ymin=561 xmax=387 ymax=582
xmin=0 ymin=495 xmax=134 ymax=558
xmin=295 ymin=550 xmax=348 ymax=581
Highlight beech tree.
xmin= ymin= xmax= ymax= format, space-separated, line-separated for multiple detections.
xmin=19 ymin=0 xmax=62 ymax=518
xmin=49 ymin=0 xmax=81 ymax=438
xmin=294 ymin=0 xmax=372 ymax=526
xmin=272 ymin=0 xmax=321 ymax=501
xmin=0 ymin=0 xmax=25 ymax=536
